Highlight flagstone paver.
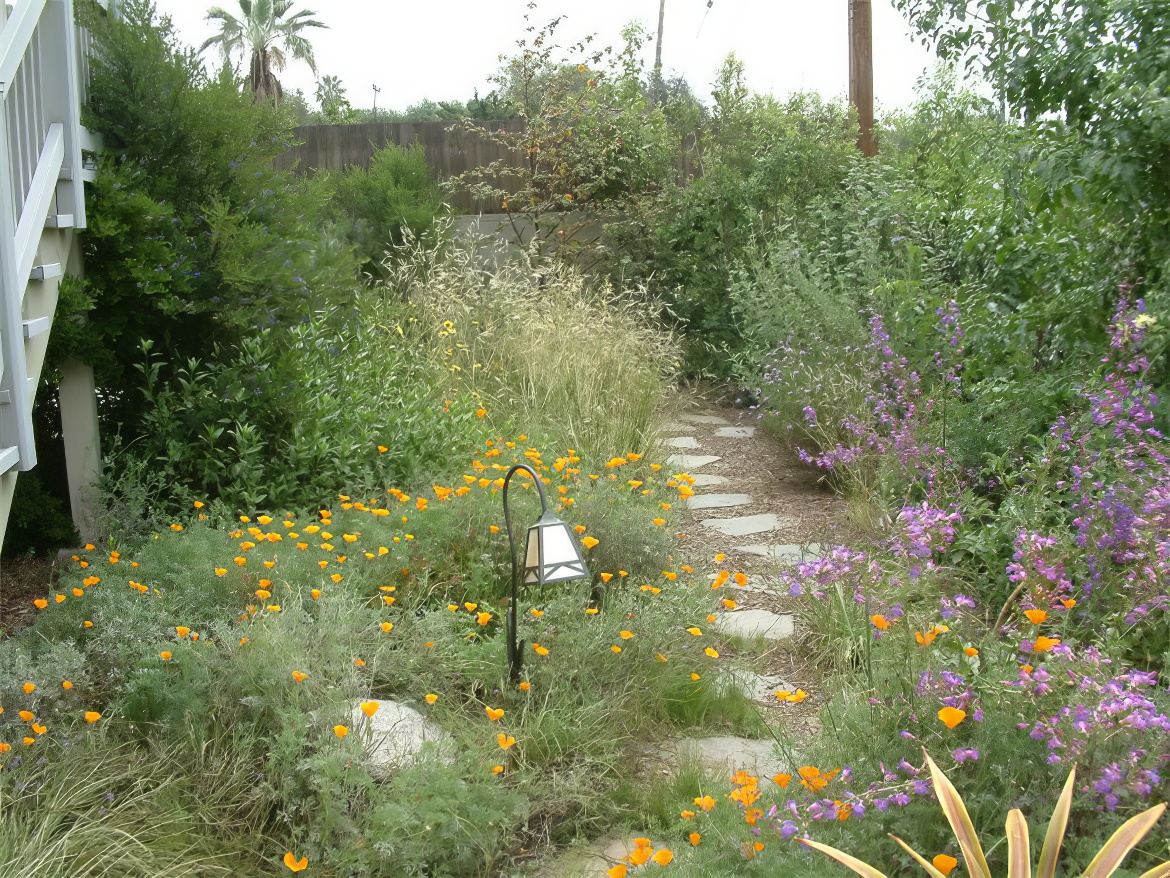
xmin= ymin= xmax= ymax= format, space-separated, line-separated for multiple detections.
xmin=675 ymin=736 xmax=788 ymax=781
xmin=680 ymin=414 xmax=730 ymax=425
xmin=666 ymin=453 xmax=721 ymax=470
xmin=714 ymin=426 xmax=756 ymax=438
xmin=690 ymin=473 xmax=729 ymax=488
xmin=686 ymin=493 xmax=752 ymax=511
xmin=701 ymin=513 xmax=793 ymax=537
xmin=731 ymin=543 xmax=825 ymax=563
xmin=665 ymin=436 xmax=701 ymax=449
xmin=715 ymin=668 xmax=796 ymax=703
xmin=714 ymin=609 xmax=795 ymax=641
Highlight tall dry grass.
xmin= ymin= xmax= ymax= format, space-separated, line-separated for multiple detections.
xmin=382 ymin=228 xmax=680 ymax=461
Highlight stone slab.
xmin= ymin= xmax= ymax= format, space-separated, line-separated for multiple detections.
xmin=665 ymin=436 xmax=701 ymax=449
xmin=715 ymin=426 xmax=756 ymax=438
xmin=351 ymin=699 xmax=453 ymax=773
xmin=715 ymin=668 xmax=796 ymax=703
xmin=731 ymin=543 xmax=825 ymax=564
xmin=690 ymin=473 xmax=729 ymax=488
xmin=680 ymin=414 xmax=730 ymax=425
xmin=714 ymin=609 xmax=795 ymax=641
xmin=686 ymin=493 xmax=752 ymax=511
xmin=701 ymin=513 xmax=791 ymax=537
xmin=675 ymin=736 xmax=787 ymax=781
xmin=667 ymin=454 xmax=721 ymax=470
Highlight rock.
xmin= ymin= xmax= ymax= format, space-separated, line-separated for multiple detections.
xmin=714 ymin=426 xmax=756 ymax=438
xmin=701 ymin=513 xmax=793 ymax=537
xmin=350 ymin=699 xmax=453 ymax=773
xmin=690 ymin=473 xmax=729 ymax=488
xmin=731 ymin=543 xmax=824 ymax=564
xmin=665 ymin=436 xmax=701 ymax=449
xmin=680 ymin=414 xmax=730 ymax=425
xmin=686 ymin=493 xmax=752 ymax=511
xmin=714 ymin=668 xmax=796 ymax=703
xmin=714 ymin=609 xmax=795 ymax=641
xmin=667 ymin=454 xmax=722 ymax=470
xmin=675 ymin=736 xmax=788 ymax=781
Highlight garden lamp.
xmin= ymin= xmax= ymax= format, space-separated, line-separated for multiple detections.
xmin=502 ymin=463 xmax=588 ymax=681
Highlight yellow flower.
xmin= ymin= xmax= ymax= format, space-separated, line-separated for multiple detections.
xmin=689 ymin=832 xmax=701 ymax=845
xmin=333 ymin=725 xmax=348 ymax=738
xmin=519 ymin=681 xmax=531 ymax=691
xmin=606 ymin=866 xmax=627 ymax=878
xmin=529 ymin=608 xmax=544 ymax=618
xmin=485 ymin=706 xmax=505 ymax=721
xmin=582 ymin=536 xmax=599 ymax=550
xmin=619 ymin=630 xmax=634 ymax=640
xmin=214 ymin=568 xmax=227 ymax=577
xmin=652 ymin=518 xmax=666 ymax=526
xmin=497 ymin=733 xmax=516 ymax=749
xmin=353 ymin=658 xmax=366 ymax=667
xmin=663 ymin=571 xmax=677 ymax=581
xmin=160 ymin=651 xmax=172 ymax=661
xmin=255 ymin=589 xmax=271 ymax=599
xmin=533 ymin=643 xmax=549 ymax=656
xmin=84 ymin=711 xmax=102 ymax=723
xmin=311 ymin=589 xmax=322 ymax=600
xmin=360 ymin=701 xmax=380 ymax=718
xmin=600 ymin=572 xmax=613 ymax=583
xmin=18 ymin=710 xmax=34 ymax=722
xmin=62 ymin=680 xmax=73 ymax=690
xmin=381 ymin=622 xmax=394 ymax=633
xmin=1034 ymin=636 xmax=1061 ymax=653
xmin=84 ymin=620 xmax=93 ymax=628
xmin=476 ymin=611 xmax=493 ymax=625
xmin=33 ymin=598 xmax=47 ymax=609
xmin=611 ymin=645 xmax=622 ymax=653
xmin=1024 ymin=609 xmax=1049 ymax=625
xmin=933 ymin=854 xmax=959 ymax=876
xmin=425 ymin=693 xmax=438 ymax=704
xmin=331 ymin=573 xmax=343 ymax=583
xmin=283 ymin=852 xmax=309 ymax=872
xmin=22 ymin=682 xmax=35 ymax=694
xmin=686 ymin=627 xmax=702 ymax=636
xmin=492 ymin=765 xmax=504 ymax=775
xmin=704 ymin=647 xmax=719 ymax=658
xmin=694 ymin=795 xmax=716 ymax=810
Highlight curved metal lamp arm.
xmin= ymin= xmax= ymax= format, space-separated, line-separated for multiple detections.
xmin=502 ymin=463 xmax=548 ymax=682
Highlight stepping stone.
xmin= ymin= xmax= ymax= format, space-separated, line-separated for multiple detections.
xmin=714 ymin=609 xmax=795 ymax=641
xmin=715 ymin=426 xmax=756 ymax=438
xmin=667 ymin=454 xmax=721 ymax=470
xmin=665 ymin=436 xmax=701 ymax=449
xmin=350 ymin=700 xmax=454 ymax=774
xmin=675 ymin=736 xmax=788 ymax=781
xmin=731 ymin=543 xmax=824 ymax=564
xmin=714 ymin=668 xmax=795 ymax=703
xmin=690 ymin=473 xmax=729 ymax=488
xmin=680 ymin=414 xmax=730 ymax=425
xmin=686 ymin=493 xmax=752 ymax=511
xmin=701 ymin=513 xmax=792 ymax=536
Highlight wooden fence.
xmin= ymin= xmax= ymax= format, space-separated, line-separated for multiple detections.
xmin=272 ymin=119 xmax=526 ymax=212
xmin=273 ymin=120 xmax=702 ymax=213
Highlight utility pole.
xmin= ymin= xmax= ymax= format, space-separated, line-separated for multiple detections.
xmin=372 ymin=84 xmax=380 ymax=122
xmin=655 ymin=0 xmax=666 ymax=73
xmin=848 ymin=0 xmax=876 ymax=156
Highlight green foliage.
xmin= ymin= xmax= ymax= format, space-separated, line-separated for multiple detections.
xmin=314 ymin=142 xmax=445 ymax=275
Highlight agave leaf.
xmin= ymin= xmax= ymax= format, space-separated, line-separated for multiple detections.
xmin=924 ymin=750 xmax=993 ymax=878
xmin=1038 ymin=766 xmax=1077 ymax=878
xmin=1081 ymin=803 xmax=1167 ymax=878
xmin=798 ymin=837 xmax=889 ymax=878
xmin=1138 ymin=862 xmax=1170 ymax=878
xmin=1006 ymin=809 xmax=1032 ymax=878
xmin=888 ymin=835 xmax=947 ymax=878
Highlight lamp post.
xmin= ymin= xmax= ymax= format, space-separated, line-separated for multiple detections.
xmin=502 ymin=463 xmax=589 ymax=682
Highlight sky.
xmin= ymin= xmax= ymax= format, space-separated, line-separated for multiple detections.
xmin=149 ymin=0 xmax=941 ymax=113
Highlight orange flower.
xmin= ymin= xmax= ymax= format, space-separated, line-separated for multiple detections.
xmin=492 ymin=764 xmax=504 ymax=775
xmin=311 ymin=589 xmax=322 ymax=600
xmin=611 ymin=645 xmax=622 ymax=653
xmin=476 ymin=611 xmax=493 ymax=625
xmin=33 ymin=599 xmax=47 ymax=609
xmin=600 ymin=572 xmax=613 ymax=583
xmin=606 ymin=866 xmax=628 ymax=878
xmin=619 ymin=630 xmax=634 ymax=640
xmin=283 ymin=852 xmax=309 ymax=872
xmin=1034 ymin=636 xmax=1061 ymax=653
xmin=651 ymin=849 xmax=673 ymax=866
xmin=965 ymin=646 xmax=979 ymax=657
xmin=160 ymin=651 xmax=173 ymax=661
xmin=292 ymin=670 xmax=307 ymax=682
xmin=529 ymin=608 xmax=544 ymax=618
xmin=425 ymin=693 xmax=438 ymax=704
xmin=381 ymin=622 xmax=394 ymax=633
xmin=722 ymin=598 xmax=737 ymax=609
xmin=734 ymin=572 xmax=748 ymax=587
xmin=689 ymin=833 xmax=701 ymax=846
xmin=176 ymin=626 xmax=191 ymax=639
xmin=533 ymin=643 xmax=549 ymax=656
xmin=773 ymin=773 xmax=792 ymax=787
xmin=497 ymin=733 xmax=516 ymax=749
xmin=1024 ymin=609 xmax=1049 ymax=625
xmin=519 ymin=681 xmax=531 ymax=691
xmin=333 ymin=725 xmax=348 ymax=738
xmin=360 ymin=701 xmax=380 ymax=718
xmin=933 ymin=854 xmax=959 ymax=876
xmin=353 ymin=658 xmax=366 ymax=667
xmin=582 ymin=537 xmax=599 ymax=550
xmin=84 ymin=711 xmax=102 ymax=723
xmin=652 ymin=518 xmax=666 ymax=526
xmin=704 ymin=647 xmax=719 ymax=658
xmin=1061 ymin=598 xmax=1077 ymax=608
xmin=938 ymin=706 xmax=967 ymax=729
xmin=694 ymin=795 xmax=716 ymax=810
xmin=21 ymin=682 xmax=35 ymax=694
xmin=485 ymin=706 xmax=505 ymax=721
xmin=870 ymin=614 xmax=890 ymax=630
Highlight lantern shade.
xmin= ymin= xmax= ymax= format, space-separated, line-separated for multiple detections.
xmin=523 ymin=512 xmax=588 ymax=584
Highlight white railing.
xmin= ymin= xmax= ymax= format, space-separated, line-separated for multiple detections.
xmin=0 ymin=0 xmax=86 ymax=474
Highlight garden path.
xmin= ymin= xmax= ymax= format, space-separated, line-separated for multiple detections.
xmin=539 ymin=400 xmax=853 ymax=876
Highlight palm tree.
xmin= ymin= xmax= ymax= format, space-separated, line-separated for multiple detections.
xmin=201 ymin=1 xmax=327 ymax=104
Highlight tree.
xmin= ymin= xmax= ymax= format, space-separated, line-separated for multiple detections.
xmin=315 ymin=74 xmax=355 ymax=123
xmin=201 ymin=0 xmax=326 ymax=104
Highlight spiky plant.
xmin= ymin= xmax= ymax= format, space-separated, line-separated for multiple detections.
xmin=801 ymin=751 xmax=1170 ymax=878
